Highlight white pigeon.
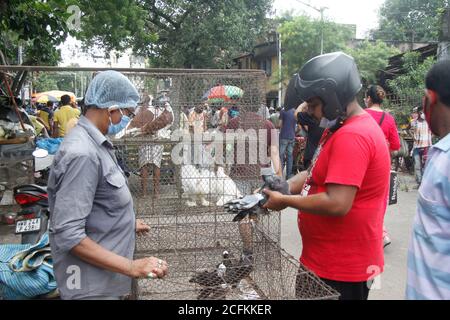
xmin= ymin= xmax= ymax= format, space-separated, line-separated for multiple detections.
xmin=181 ymin=165 xmax=211 ymax=207
xmin=213 ymin=166 xmax=242 ymax=207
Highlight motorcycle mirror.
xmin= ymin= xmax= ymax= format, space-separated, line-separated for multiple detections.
xmin=33 ymin=148 xmax=49 ymax=158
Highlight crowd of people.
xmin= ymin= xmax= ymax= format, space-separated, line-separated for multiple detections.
xmin=24 ymin=95 xmax=81 ymax=138
xmin=18 ymin=52 xmax=449 ymax=301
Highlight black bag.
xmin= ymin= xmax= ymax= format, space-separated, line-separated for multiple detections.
xmin=389 ymin=171 xmax=399 ymax=206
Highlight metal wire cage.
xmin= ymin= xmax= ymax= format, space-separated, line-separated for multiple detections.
xmin=110 ymin=69 xmax=338 ymax=300
xmin=133 ymin=219 xmax=339 ymax=300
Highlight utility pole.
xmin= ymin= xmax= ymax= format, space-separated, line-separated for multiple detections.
xmin=278 ymin=32 xmax=282 ymax=109
xmin=18 ymin=45 xmax=23 ymax=65
xmin=438 ymin=7 xmax=450 ymax=61
xmin=294 ymin=0 xmax=328 ymax=55
xmin=320 ymin=7 xmax=325 ymax=55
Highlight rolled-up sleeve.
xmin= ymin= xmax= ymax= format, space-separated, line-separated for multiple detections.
xmin=49 ymin=154 xmax=100 ymax=254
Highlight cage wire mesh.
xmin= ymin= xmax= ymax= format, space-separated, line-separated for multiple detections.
xmin=1 ymin=66 xmax=339 ymax=300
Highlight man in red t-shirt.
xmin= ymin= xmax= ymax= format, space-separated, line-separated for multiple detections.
xmin=263 ymin=52 xmax=390 ymax=300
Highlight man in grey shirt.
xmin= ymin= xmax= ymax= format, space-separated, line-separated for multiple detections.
xmin=48 ymin=71 xmax=168 ymax=300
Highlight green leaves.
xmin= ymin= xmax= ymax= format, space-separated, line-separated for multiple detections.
xmin=76 ymin=0 xmax=273 ymax=68
xmin=278 ymin=15 xmax=354 ymax=78
xmin=371 ymin=0 xmax=449 ymax=42
xmin=1 ymin=0 xmax=74 ymax=65
xmin=387 ymin=52 xmax=436 ymax=125
xmin=345 ymin=41 xmax=400 ymax=85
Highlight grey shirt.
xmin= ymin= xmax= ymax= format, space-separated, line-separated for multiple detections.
xmin=48 ymin=116 xmax=135 ymax=300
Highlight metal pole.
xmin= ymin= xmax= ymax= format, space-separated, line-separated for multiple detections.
xmin=293 ymin=0 xmax=327 ymax=55
xmin=74 ymin=72 xmax=77 ymax=97
xmin=18 ymin=45 xmax=23 ymax=65
xmin=320 ymin=8 xmax=324 ymax=55
xmin=278 ymin=32 xmax=282 ymax=109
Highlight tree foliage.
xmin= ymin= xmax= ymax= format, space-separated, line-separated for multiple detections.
xmin=387 ymin=52 xmax=436 ymax=124
xmin=0 ymin=0 xmax=76 ymax=66
xmin=77 ymin=0 xmax=274 ymax=68
xmin=371 ymin=0 xmax=449 ymax=42
xmin=32 ymin=73 xmax=59 ymax=92
xmin=345 ymin=41 xmax=400 ymax=85
xmin=278 ymin=15 xmax=355 ymax=80
xmin=388 ymin=52 xmax=435 ymax=100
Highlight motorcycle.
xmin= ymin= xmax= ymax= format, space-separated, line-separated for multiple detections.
xmin=11 ymin=149 xmax=52 ymax=245
xmin=13 ymin=183 xmax=49 ymax=245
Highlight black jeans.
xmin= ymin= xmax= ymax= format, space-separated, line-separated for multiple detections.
xmin=321 ymin=278 xmax=371 ymax=300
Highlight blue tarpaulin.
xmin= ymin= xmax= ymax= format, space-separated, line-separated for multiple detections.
xmin=0 ymin=233 xmax=57 ymax=300
xmin=36 ymin=138 xmax=63 ymax=155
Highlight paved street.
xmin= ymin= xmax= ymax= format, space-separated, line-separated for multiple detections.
xmin=281 ymin=174 xmax=419 ymax=300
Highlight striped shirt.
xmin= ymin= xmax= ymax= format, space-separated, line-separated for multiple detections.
xmin=411 ymin=119 xmax=433 ymax=149
xmin=406 ymin=133 xmax=450 ymax=300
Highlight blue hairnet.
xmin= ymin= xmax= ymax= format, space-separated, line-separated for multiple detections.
xmin=84 ymin=70 xmax=140 ymax=109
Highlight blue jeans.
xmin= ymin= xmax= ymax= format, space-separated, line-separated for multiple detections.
xmin=280 ymin=139 xmax=295 ymax=179
xmin=413 ymin=147 xmax=429 ymax=184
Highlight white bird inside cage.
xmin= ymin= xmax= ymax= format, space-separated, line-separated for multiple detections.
xmin=181 ymin=165 xmax=212 ymax=207
xmin=213 ymin=166 xmax=242 ymax=206
xmin=181 ymin=165 xmax=242 ymax=207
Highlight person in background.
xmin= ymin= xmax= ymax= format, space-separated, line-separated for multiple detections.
xmin=365 ymin=85 xmax=401 ymax=153
xmin=218 ymin=106 xmax=229 ymax=128
xmin=295 ymin=103 xmax=325 ymax=170
xmin=52 ymin=94 xmax=81 ymax=138
xmin=406 ymin=60 xmax=450 ymax=300
xmin=28 ymin=114 xmax=49 ymax=138
xmin=225 ymin=108 xmax=282 ymax=178
xmin=25 ymin=101 xmax=37 ymax=116
xmin=279 ymin=107 xmax=297 ymax=179
xmin=189 ymin=104 xmax=208 ymax=166
xmin=189 ymin=104 xmax=207 ymax=134
xmin=364 ymin=85 xmax=401 ymax=249
xmin=48 ymin=70 xmax=168 ymax=300
xmin=137 ymin=96 xmax=174 ymax=197
xmin=258 ymin=103 xmax=270 ymax=120
xmin=180 ymin=105 xmax=191 ymax=134
xmin=410 ymin=106 xmax=433 ymax=188
xmin=269 ymin=106 xmax=282 ymax=129
xmin=411 ymin=107 xmax=419 ymax=122
xmin=37 ymin=101 xmax=54 ymax=134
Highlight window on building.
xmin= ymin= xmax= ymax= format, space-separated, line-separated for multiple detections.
xmin=259 ymin=59 xmax=272 ymax=76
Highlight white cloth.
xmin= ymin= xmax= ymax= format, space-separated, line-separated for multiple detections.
xmin=138 ymin=105 xmax=174 ymax=168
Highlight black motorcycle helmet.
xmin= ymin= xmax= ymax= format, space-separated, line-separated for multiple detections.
xmin=284 ymin=74 xmax=304 ymax=110
xmin=291 ymin=52 xmax=362 ymax=121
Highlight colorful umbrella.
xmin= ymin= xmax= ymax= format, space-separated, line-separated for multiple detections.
xmin=35 ymin=91 xmax=76 ymax=104
xmin=202 ymin=85 xmax=244 ymax=104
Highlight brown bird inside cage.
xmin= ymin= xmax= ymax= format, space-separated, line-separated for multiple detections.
xmin=189 ymin=250 xmax=254 ymax=300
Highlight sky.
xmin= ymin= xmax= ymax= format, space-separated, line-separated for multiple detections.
xmin=273 ymin=0 xmax=386 ymax=38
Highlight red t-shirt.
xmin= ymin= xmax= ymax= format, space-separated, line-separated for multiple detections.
xmin=366 ymin=109 xmax=401 ymax=152
xmin=298 ymin=113 xmax=390 ymax=282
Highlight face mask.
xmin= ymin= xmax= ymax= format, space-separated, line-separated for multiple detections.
xmin=319 ymin=117 xmax=338 ymax=129
xmin=107 ymin=114 xmax=130 ymax=136
xmin=229 ymin=110 xmax=239 ymax=118
xmin=422 ymin=96 xmax=435 ymax=134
